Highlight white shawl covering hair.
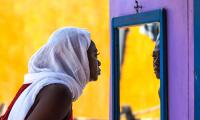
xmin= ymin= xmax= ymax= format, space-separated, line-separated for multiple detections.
xmin=8 ymin=27 xmax=91 ymax=120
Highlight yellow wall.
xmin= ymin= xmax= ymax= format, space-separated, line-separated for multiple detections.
xmin=0 ymin=0 xmax=109 ymax=119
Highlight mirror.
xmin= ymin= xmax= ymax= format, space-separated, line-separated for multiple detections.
xmin=111 ymin=9 xmax=167 ymax=120
xmin=119 ymin=23 xmax=160 ymax=120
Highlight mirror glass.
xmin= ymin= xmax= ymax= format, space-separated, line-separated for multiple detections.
xmin=119 ymin=22 xmax=160 ymax=120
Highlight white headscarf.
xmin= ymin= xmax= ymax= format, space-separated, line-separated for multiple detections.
xmin=8 ymin=27 xmax=91 ymax=120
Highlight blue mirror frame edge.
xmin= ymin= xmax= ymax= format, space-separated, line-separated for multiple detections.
xmin=194 ymin=0 xmax=200 ymax=119
xmin=111 ymin=9 xmax=168 ymax=120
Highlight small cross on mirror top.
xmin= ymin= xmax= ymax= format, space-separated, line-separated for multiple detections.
xmin=134 ymin=0 xmax=142 ymax=13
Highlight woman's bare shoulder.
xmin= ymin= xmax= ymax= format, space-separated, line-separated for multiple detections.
xmin=38 ymin=83 xmax=72 ymax=100
xmin=26 ymin=83 xmax=72 ymax=120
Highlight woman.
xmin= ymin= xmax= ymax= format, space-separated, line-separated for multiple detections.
xmin=152 ymin=34 xmax=160 ymax=98
xmin=0 ymin=27 xmax=101 ymax=120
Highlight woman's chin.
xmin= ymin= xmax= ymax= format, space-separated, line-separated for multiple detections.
xmin=89 ymin=76 xmax=98 ymax=81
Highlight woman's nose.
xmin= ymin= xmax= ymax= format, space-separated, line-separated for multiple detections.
xmin=98 ymin=60 xmax=101 ymax=66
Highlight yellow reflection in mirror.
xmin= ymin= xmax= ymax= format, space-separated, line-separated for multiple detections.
xmin=120 ymin=26 xmax=160 ymax=120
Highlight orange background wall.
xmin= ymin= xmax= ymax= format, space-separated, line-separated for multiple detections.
xmin=0 ymin=0 xmax=109 ymax=119
xmin=0 ymin=1 xmax=160 ymax=119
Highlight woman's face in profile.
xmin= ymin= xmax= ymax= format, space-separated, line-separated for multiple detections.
xmin=153 ymin=50 xmax=160 ymax=79
xmin=87 ymin=41 xmax=101 ymax=81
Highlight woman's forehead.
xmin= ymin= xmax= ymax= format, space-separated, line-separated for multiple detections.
xmin=90 ymin=41 xmax=98 ymax=52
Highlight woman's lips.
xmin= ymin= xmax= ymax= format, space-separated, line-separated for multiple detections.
xmin=97 ymin=68 xmax=101 ymax=75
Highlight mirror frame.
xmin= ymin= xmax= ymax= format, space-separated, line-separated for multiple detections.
xmin=111 ymin=9 xmax=167 ymax=120
xmin=194 ymin=0 xmax=200 ymax=119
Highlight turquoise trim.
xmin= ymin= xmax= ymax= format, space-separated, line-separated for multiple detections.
xmin=194 ymin=0 xmax=200 ymax=119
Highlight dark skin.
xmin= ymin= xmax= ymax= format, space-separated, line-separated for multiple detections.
xmin=26 ymin=84 xmax=73 ymax=120
xmin=87 ymin=41 xmax=101 ymax=81
xmin=152 ymin=50 xmax=159 ymax=79
xmin=26 ymin=41 xmax=101 ymax=120
xmin=152 ymin=50 xmax=160 ymax=98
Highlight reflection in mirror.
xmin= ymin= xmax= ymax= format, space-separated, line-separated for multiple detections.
xmin=119 ymin=22 xmax=160 ymax=120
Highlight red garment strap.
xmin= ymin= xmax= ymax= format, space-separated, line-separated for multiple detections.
xmin=69 ymin=109 xmax=73 ymax=120
xmin=0 ymin=84 xmax=31 ymax=120
xmin=0 ymin=83 xmax=73 ymax=120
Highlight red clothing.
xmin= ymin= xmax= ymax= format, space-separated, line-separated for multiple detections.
xmin=0 ymin=84 xmax=30 ymax=120
xmin=0 ymin=84 xmax=73 ymax=120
